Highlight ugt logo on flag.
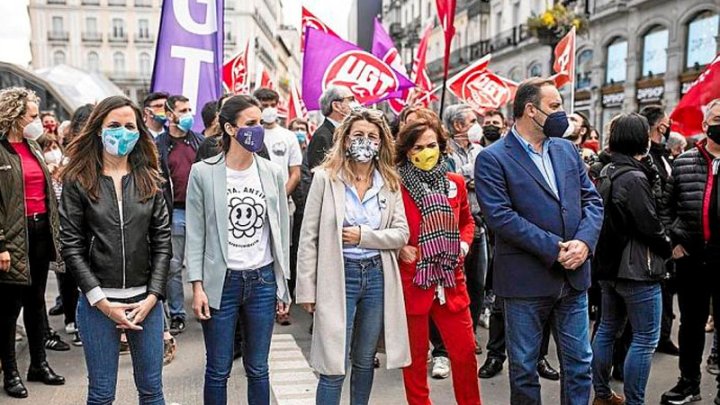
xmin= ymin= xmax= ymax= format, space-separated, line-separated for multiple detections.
xmin=151 ymin=0 xmax=224 ymax=132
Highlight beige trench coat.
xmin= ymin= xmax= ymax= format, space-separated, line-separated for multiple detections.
xmin=296 ymin=169 xmax=412 ymax=375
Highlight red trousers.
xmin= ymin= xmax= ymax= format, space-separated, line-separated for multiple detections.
xmin=402 ymin=301 xmax=482 ymax=405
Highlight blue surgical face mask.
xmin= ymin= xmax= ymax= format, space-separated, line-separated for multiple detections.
xmin=234 ymin=125 xmax=265 ymax=153
xmin=102 ymin=127 xmax=140 ymax=157
xmin=177 ymin=113 xmax=194 ymax=133
xmin=535 ymin=109 xmax=570 ymax=138
xmin=295 ymin=130 xmax=307 ymax=144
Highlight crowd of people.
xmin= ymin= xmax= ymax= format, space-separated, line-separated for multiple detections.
xmin=0 ymin=77 xmax=717 ymax=405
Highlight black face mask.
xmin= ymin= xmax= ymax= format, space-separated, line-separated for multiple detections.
xmin=663 ymin=125 xmax=671 ymax=141
xmin=707 ymin=124 xmax=720 ymax=144
xmin=482 ymin=125 xmax=502 ymax=142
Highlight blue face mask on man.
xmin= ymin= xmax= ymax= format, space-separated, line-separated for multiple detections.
xmin=177 ymin=113 xmax=194 ymax=133
xmin=102 ymin=127 xmax=140 ymax=157
xmin=534 ymin=108 xmax=571 ymax=138
xmin=295 ymin=130 xmax=307 ymax=144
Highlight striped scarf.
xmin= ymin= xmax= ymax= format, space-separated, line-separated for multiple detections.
xmin=399 ymin=160 xmax=460 ymax=289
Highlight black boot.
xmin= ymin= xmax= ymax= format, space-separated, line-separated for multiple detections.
xmin=27 ymin=362 xmax=65 ymax=386
xmin=3 ymin=369 xmax=28 ymax=398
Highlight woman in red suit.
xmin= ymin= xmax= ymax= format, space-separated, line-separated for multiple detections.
xmin=395 ymin=117 xmax=481 ymax=405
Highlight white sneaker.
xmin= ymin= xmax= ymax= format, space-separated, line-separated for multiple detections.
xmin=431 ymin=356 xmax=450 ymax=379
xmin=65 ymin=322 xmax=77 ymax=334
xmin=479 ymin=308 xmax=491 ymax=329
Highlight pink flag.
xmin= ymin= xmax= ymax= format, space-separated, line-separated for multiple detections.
xmin=371 ymin=18 xmax=408 ymax=114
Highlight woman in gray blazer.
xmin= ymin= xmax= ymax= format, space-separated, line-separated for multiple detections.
xmin=296 ymin=109 xmax=411 ymax=405
xmin=185 ymin=95 xmax=290 ymax=405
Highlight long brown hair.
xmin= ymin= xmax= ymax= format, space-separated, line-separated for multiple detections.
xmin=322 ymin=109 xmax=400 ymax=192
xmin=62 ymin=96 xmax=162 ymax=202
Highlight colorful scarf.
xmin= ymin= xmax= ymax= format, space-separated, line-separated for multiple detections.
xmin=398 ymin=159 xmax=461 ymax=289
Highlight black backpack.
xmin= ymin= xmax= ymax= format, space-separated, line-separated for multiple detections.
xmin=592 ymin=163 xmax=637 ymax=279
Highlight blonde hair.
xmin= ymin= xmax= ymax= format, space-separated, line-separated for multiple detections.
xmin=321 ymin=109 xmax=400 ymax=192
xmin=0 ymin=87 xmax=40 ymax=136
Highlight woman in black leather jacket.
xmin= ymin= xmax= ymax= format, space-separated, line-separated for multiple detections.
xmin=590 ymin=113 xmax=672 ymax=405
xmin=59 ymin=96 xmax=171 ymax=404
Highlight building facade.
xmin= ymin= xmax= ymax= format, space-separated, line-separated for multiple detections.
xmin=28 ymin=0 xmax=300 ymax=104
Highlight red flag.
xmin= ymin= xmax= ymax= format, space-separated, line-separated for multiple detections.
xmin=287 ymin=83 xmax=309 ymax=124
xmin=446 ymin=54 xmax=517 ymax=112
xmin=671 ymin=54 xmax=720 ymax=137
xmin=407 ymin=23 xmax=435 ymax=107
xmin=301 ymin=7 xmax=339 ymax=52
xmin=435 ymin=0 xmax=457 ymax=80
xmin=254 ymin=65 xmax=275 ymax=91
xmin=552 ymin=27 xmax=576 ymax=89
xmin=222 ymin=41 xmax=249 ymax=94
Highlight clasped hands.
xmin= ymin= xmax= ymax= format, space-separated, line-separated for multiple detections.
xmin=557 ymin=240 xmax=590 ymax=271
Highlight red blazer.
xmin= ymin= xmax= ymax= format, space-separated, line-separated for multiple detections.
xmin=399 ymin=172 xmax=475 ymax=315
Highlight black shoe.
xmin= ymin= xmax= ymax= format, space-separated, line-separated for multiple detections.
xmin=537 ymin=357 xmax=560 ymax=381
xmin=657 ymin=340 xmax=681 ymax=356
xmin=374 ymin=357 xmax=380 ymax=368
xmin=44 ymin=332 xmax=70 ymax=351
xmin=169 ymin=317 xmax=186 ymax=335
xmin=3 ymin=370 xmax=28 ymax=398
xmin=48 ymin=303 xmax=63 ymax=316
xmin=661 ymin=377 xmax=701 ymax=405
xmin=478 ymin=357 xmax=504 ymax=379
xmin=26 ymin=362 xmax=65 ymax=386
xmin=71 ymin=332 xmax=82 ymax=347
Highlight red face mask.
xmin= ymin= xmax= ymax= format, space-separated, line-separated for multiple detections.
xmin=43 ymin=122 xmax=57 ymax=132
xmin=583 ymin=139 xmax=600 ymax=153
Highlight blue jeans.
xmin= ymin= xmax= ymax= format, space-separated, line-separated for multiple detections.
xmin=503 ymin=284 xmax=592 ymax=405
xmin=77 ymin=294 xmax=165 ymax=405
xmin=316 ymin=256 xmax=384 ymax=405
xmin=592 ymin=280 xmax=661 ymax=405
xmin=202 ymin=264 xmax=277 ymax=405
xmin=167 ymin=208 xmax=186 ymax=320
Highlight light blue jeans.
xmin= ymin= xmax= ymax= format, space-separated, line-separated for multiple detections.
xmin=167 ymin=208 xmax=186 ymax=320
xmin=316 ymin=256 xmax=384 ymax=405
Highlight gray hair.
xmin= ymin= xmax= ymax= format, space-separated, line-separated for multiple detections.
xmin=320 ymin=86 xmax=345 ymax=117
xmin=442 ymin=104 xmax=474 ymax=135
xmin=704 ymin=98 xmax=720 ymax=122
xmin=667 ymin=132 xmax=687 ymax=150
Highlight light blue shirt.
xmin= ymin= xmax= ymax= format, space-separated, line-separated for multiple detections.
xmin=342 ymin=169 xmax=384 ymax=259
xmin=512 ymin=127 xmax=559 ymax=198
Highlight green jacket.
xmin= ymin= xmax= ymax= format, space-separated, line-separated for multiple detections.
xmin=0 ymin=134 xmax=61 ymax=285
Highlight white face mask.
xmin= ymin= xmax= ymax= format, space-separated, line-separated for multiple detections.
xmin=348 ymin=101 xmax=361 ymax=111
xmin=261 ymin=107 xmax=278 ymax=124
xmin=562 ymin=121 xmax=576 ymax=138
xmin=44 ymin=149 xmax=63 ymax=165
xmin=23 ymin=119 xmax=44 ymax=141
xmin=468 ymin=123 xmax=483 ymax=144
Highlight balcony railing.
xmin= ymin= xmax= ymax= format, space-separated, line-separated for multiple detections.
xmin=81 ymin=32 xmax=103 ymax=43
xmin=47 ymin=31 xmax=69 ymax=41
xmin=81 ymin=0 xmax=100 ymax=5
xmin=108 ymin=0 xmax=127 ymax=6
xmin=108 ymin=33 xmax=129 ymax=43
xmin=468 ymin=0 xmax=491 ymax=18
xmin=47 ymin=0 xmax=66 ymax=4
xmin=134 ymin=33 xmax=154 ymax=43
xmin=135 ymin=0 xmax=152 ymax=7
xmin=482 ymin=24 xmax=529 ymax=54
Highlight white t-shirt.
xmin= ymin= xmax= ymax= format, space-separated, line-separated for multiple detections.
xmin=226 ymin=161 xmax=274 ymax=271
xmin=263 ymin=125 xmax=303 ymax=185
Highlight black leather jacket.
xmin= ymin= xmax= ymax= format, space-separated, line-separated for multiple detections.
xmin=59 ymin=175 xmax=172 ymax=299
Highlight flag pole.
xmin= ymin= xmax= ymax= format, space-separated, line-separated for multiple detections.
xmin=569 ymin=28 xmax=576 ymax=114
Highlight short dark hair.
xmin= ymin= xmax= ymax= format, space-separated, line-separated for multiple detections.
xmin=574 ymin=111 xmax=592 ymax=142
xmin=395 ymin=118 xmax=449 ymax=166
xmin=639 ymin=105 xmax=665 ymax=128
xmin=484 ymin=109 xmax=505 ymax=125
xmin=201 ymin=100 xmax=218 ymax=129
xmin=165 ymin=95 xmax=190 ymax=112
xmin=142 ymin=92 xmax=169 ymax=108
xmin=288 ymin=118 xmax=308 ymax=132
xmin=513 ymin=77 xmax=556 ymax=119
xmin=67 ymin=103 xmax=94 ymax=144
xmin=608 ymin=113 xmax=650 ymax=156
xmin=253 ymin=88 xmax=279 ymax=103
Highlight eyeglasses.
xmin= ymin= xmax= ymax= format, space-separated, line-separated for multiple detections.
xmin=335 ymin=96 xmax=355 ymax=103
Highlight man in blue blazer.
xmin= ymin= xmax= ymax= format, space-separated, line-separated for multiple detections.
xmin=475 ymin=78 xmax=604 ymax=405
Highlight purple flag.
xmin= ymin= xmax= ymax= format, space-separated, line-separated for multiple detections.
xmin=302 ymin=27 xmax=414 ymax=110
xmin=371 ymin=18 xmax=409 ymax=114
xmin=151 ymin=0 xmax=224 ymax=132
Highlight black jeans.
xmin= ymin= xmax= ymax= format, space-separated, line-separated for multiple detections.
xmin=58 ymin=271 xmax=79 ymax=325
xmin=485 ymin=296 xmax=551 ymax=363
xmin=430 ymin=231 xmax=488 ymax=358
xmin=676 ymin=254 xmax=720 ymax=383
xmin=0 ymin=215 xmax=52 ymax=371
xmin=660 ymin=277 xmax=676 ymax=343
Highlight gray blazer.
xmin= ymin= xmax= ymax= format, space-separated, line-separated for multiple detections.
xmin=185 ymin=153 xmax=291 ymax=308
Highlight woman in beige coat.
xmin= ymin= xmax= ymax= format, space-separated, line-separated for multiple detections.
xmin=296 ymin=109 xmax=411 ymax=405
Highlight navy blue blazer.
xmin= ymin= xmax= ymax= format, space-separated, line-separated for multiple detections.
xmin=474 ymin=130 xmax=603 ymax=298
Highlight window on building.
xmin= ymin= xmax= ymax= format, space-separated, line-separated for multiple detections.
xmin=53 ymin=50 xmax=66 ymax=66
xmin=427 ymin=2 xmax=431 ymax=21
xmin=605 ymin=38 xmax=627 ymax=84
xmin=112 ymin=18 xmax=125 ymax=38
xmin=512 ymin=1 xmax=520 ymax=27
xmin=533 ymin=0 xmax=543 ymax=15
xmin=528 ymin=63 xmax=542 ymax=78
xmin=86 ymin=17 xmax=97 ymax=34
xmin=642 ymin=26 xmax=668 ymax=77
xmin=138 ymin=19 xmax=149 ymax=38
xmin=139 ymin=52 xmax=151 ymax=75
xmin=225 ymin=20 xmax=233 ymax=41
xmin=686 ymin=11 xmax=719 ymax=69
xmin=495 ymin=11 xmax=502 ymax=35
xmin=576 ymin=49 xmax=593 ymax=89
xmin=52 ymin=16 xmax=63 ymax=33
xmin=113 ymin=51 xmax=125 ymax=74
xmin=87 ymin=51 xmax=100 ymax=72
xmin=509 ymin=67 xmax=522 ymax=83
